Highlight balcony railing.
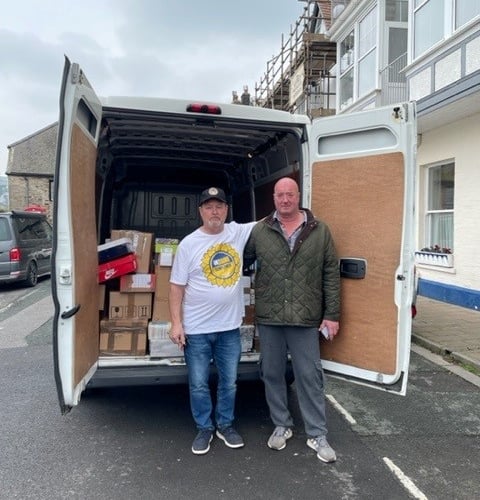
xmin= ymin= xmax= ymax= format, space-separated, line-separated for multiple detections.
xmin=379 ymin=52 xmax=408 ymax=106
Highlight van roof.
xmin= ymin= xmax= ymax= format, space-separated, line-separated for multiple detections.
xmin=100 ymin=96 xmax=312 ymax=125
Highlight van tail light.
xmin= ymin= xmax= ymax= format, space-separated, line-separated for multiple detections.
xmin=10 ymin=247 xmax=21 ymax=262
xmin=186 ymin=103 xmax=222 ymax=115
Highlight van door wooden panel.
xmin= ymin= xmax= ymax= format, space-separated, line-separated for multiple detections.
xmin=71 ymin=123 xmax=99 ymax=387
xmin=311 ymin=152 xmax=404 ymax=375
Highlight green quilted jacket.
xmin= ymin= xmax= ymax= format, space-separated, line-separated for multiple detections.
xmin=244 ymin=208 xmax=340 ymax=326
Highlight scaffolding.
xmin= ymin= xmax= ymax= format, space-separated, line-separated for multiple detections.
xmin=254 ymin=1 xmax=337 ymax=117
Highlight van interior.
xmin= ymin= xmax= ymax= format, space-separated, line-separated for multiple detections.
xmin=94 ymin=105 xmax=306 ymax=241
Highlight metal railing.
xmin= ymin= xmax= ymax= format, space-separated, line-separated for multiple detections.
xmin=379 ymin=52 xmax=408 ymax=105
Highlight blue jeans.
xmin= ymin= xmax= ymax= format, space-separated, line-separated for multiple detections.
xmin=184 ymin=329 xmax=241 ymax=430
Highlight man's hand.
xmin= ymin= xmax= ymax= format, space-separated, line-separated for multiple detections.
xmin=169 ymin=324 xmax=186 ymax=349
xmin=319 ymin=320 xmax=339 ymax=341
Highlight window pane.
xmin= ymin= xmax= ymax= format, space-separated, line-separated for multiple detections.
xmin=386 ymin=0 xmax=408 ymax=22
xmin=0 ymin=219 xmax=11 ymax=241
xmin=428 ymin=163 xmax=454 ymax=210
xmin=359 ymin=7 xmax=376 ymax=57
xmin=456 ymin=0 xmax=480 ymax=28
xmin=389 ymin=28 xmax=408 ymax=64
xmin=340 ymin=68 xmax=354 ymax=109
xmin=428 ymin=212 xmax=454 ymax=250
xmin=359 ymin=49 xmax=376 ymax=96
xmin=414 ymin=0 xmax=445 ymax=58
xmin=340 ymin=31 xmax=354 ymax=73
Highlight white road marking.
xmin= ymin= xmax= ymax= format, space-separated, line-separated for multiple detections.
xmin=326 ymin=394 xmax=357 ymax=425
xmin=0 ymin=289 xmax=37 ymax=314
xmin=0 ymin=295 xmax=53 ymax=348
xmin=383 ymin=457 xmax=428 ymax=500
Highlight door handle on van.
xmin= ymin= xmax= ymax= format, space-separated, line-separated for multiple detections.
xmin=61 ymin=305 xmax=81 ymax=319
xmin=339 ymin=258 xmax=366 ymax=279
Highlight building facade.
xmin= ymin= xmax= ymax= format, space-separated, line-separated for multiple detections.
xmin=406 ymin=0 xmax=480 ymax=309
xmin=326 ymin=0 xmax=480 ymax=309
xmin=6 ymin=123 xmax=57 ymax=222
xmin=254 ymin=0 xmax=480 ymax=309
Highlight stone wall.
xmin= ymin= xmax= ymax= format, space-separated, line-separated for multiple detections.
xmin=8 ymin=175 xmax=53 ymax=222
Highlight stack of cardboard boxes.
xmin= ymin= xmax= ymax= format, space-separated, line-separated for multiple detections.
xmin=149 ymin=239 xmax=180 ymax=357
xmin=98 ymin=230 xmax=156 ymax=356
xmin=97 ymin=230 xmax=258 ymax=357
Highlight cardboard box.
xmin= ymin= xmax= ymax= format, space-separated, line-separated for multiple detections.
xmin=98 ymin=254 xmax=137 ymax=283
xmin=109 ymin=291 xmax=152 ymax=320
xmin=148 ymin=321 xmax=183 ymax=357
xmin=152 ymin=266 xmax=171 ymax=321
xmin=120 ymin=274 xmax=156 ymax=293
xmin=99 ymin=318 xmax=148 ymax=356
xmin=243 ymin=305 xmax=255 ymax=325
xmin=154 ymin=238 xmax=179 ymax=267
xmin=111 ymin=230 xmax=154 ymax=273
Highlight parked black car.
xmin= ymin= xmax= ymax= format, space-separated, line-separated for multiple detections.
xmin=0 ymin=211 xmax=52 ymax=287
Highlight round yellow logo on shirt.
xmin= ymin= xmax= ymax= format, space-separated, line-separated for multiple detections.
xmin=201 ymin=243 xmax=241 ymax=287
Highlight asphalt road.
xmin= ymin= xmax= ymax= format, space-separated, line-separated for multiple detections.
xmin=0 ymin=280 xmax=479 ymax=499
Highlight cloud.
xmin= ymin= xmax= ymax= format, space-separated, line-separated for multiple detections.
xmin=0 ymin=0 xmax=305 ymax=175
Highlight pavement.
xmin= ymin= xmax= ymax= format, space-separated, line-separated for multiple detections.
xmin=412 ymin=295 xmax=480 ymax=372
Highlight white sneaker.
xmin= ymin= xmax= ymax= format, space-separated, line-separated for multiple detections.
xmin=267 ymin=426 xmax=293 ymax=450
xmin=306 ymin=435 xmax=336 ymax=462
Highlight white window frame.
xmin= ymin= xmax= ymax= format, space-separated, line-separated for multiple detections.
xmin=337 ymin=6 xmax=379 ymax=110
xmin=358 ymin=6 xmax=378 ymax=98
xmin=424 ymin=161 xmax=455 ymax=253
xmin=412 ymin=0 xmax=480 ymax=60
xmin=339 ymin=30 xmax=355 ymax=109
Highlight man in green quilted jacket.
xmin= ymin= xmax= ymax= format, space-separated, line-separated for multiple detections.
xmin=244 ymin=177 xmax=340 ymax=463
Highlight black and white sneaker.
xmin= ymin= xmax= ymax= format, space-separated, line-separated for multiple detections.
xmin=216 ymin=426 xmax=244 ymax=448
xmin=192 ymin=429 xmax=213 ymax=455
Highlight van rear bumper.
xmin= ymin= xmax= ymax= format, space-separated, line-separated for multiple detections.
xmin=87 ymin=360 xmax=262 ymax=388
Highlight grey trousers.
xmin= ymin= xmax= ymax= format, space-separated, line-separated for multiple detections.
xmin=258 ymin=324 xmax=328 ymax=438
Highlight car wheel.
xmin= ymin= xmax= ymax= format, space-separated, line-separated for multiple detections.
xmin=25 ymin=261 xmax=38 ymax=287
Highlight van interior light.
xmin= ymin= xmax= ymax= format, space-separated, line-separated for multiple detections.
xmin=186 ymin=103 xmax=222 ymax=115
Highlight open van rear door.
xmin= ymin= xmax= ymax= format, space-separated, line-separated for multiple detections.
xmin=52 ymin=58 xmax=103 ymax=413
xmin=307 ymin=103 xmax=416 ymax=395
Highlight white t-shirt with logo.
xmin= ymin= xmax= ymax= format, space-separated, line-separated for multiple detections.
xmin=170 ymin=221 xmax=256 ymax=335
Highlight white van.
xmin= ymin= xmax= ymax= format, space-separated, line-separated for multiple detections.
xmin=53 ymin=58 xmax=417 ymax=413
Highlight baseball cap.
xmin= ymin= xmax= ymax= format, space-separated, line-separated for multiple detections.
xmin=199 ymin=187 xmax=227 ymax=206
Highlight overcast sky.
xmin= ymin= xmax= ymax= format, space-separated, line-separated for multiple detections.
xmin=0 ymin=0 xmax=305 ymax=176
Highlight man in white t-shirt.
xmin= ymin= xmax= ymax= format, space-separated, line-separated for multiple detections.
xmin=169 ymin=187 xmax=256 ymax=455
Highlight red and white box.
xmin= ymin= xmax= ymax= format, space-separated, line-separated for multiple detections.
xmin=98 ymin=254 xmax=137 ymax=283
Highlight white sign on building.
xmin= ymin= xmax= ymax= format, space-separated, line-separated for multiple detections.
xmin=289 ymin=63 xmax=305 ymax=107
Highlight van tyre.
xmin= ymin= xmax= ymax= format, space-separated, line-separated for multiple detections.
xmin=25 ymin=261 xmax=38 ymax=287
